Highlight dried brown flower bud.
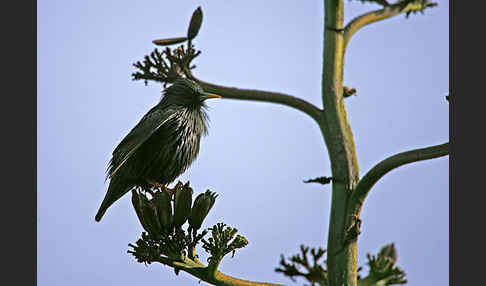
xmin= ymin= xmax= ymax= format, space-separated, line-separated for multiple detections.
xmin=152 ymin=37 xmax=188 ymax=46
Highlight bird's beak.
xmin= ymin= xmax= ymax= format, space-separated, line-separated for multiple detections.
xmin=201 ymin=93 xmax=222 ymax=101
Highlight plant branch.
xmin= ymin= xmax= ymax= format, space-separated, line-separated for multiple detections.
xmin=184 ymin=71 xmax=323 ymax=123
xmin=343 ymin=1 xmax=438 ymax=49
xmin=348 ymin=142 xmax=449 ymax=215
xmin=130 ymin=186 xmax=270 ymax=286
xmin=154 ymin=256 xmax=283 ymax=286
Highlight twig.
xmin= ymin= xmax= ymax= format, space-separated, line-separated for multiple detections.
xmin=303 ymin=176 xmax=334 ymax=185
xmin=184 ymin=70 xmax=323 ymax=123
xmin=348 ymin=142 xmax=449 ymax=216
xmin=343 ymin=1 xmax=438 ymax=49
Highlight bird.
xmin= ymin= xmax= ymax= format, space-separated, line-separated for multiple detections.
xmin=95 ymin=78 xmax=221 ymax=221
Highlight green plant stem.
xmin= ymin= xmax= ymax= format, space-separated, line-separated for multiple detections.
xmin=322 ymin=1 xmax=360 ymax=285
xmin=348 ymin=142 xmax=449 ymax=217
xmin=343 ymin=1 xmax=438 ymax=50
xmin=155 ymin=256 xmax=283 ymax=286
xmin=207 ymin=256 xmax=222 ymax=280
xmin=184 ymin=72 xmax=323 ymax=123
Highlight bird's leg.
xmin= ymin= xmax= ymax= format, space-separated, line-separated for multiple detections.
xmin=146 ymin=179 xmax=164 ymax=189
xmin=164 ymin=186 xmax=175 ymax=198
xmin=138 ymin=185 xmax=155 ymax=197
xmin=146 ymin=179 xmax=175 ymax=197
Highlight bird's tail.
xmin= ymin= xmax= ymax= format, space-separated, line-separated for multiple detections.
xmin=95 ymin=177 xmax=133 ymax=222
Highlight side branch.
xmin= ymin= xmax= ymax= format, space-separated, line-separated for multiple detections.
xmin=185 ymin=72 xmax=323 ymax=123
xmin=155 ymin=256 xmax=283 ymax=286
xmin=348 ymin=142 xmax=449 ymax=215
xmin=343 ymin=1 xmax=437 ymax=49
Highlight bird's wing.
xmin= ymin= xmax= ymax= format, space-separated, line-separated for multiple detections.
xmin=108 ymin=106 xmax=178 ymax=179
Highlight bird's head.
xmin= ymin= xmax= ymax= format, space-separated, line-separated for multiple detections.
xmin=162 ymin=78 xmax=221 ymax=108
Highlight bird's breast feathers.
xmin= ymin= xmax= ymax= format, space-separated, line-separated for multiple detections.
xmin=108 ymin=106 xmax=208 ymax=179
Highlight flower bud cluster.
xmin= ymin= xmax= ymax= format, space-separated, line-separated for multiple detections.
xmin=133 ymin=7 xmax=204 ymax=87
xmin=366 ymin=243 xmax=406 ymax=284
xmin=202 ymin=223 xmax=249 ymax=261
xmin=131 ymin=181 xmax=217 ymax=239
xmin=128 ymin=182 xmax=250 ymax=266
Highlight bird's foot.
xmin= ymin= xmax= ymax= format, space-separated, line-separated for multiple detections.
xmin=164 ymin=186 xmax=175 ymax=197
xmin=145 ymin=179 xmax=175 ymax=197
xmin=146 ymin=179 xmax=164 ymax=188
xmin=137 ymin=185 xmax=155 ymax=197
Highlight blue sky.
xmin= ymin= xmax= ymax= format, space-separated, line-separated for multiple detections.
xmin=38 ymin=1 xmax=448 ymax=285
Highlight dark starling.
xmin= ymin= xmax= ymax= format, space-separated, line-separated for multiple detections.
xmin=95 ymin=78 xmax=221 ymax=221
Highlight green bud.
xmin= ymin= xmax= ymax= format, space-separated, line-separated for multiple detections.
xmin=171 ymin=180 xmax=184 ymax=196
xmin=187 ymin=7 xmax=203 ymax=40
xmin=152 ymin=189 xmax=173 ymax=232
xmin=173 ymin=181 xmax=193 ymax=227
xmin=131 ymin=190 xmax=151 ymax=232
xmin=132 ymin=190 xmax=162 ymax=236
xmin=231 ymin=235 xmax=249 ymax=249
xmin=228 ymin=227 xmax=238 ymax=239
xmin=188 ymin=190 xmax=217 ymax=230
xmin=140 ymin=194 xmax=162 ymax=236
xmin=378 ymin=243 xmax=397 ymax=265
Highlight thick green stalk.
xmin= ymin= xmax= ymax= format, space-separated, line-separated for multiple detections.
xmin=155 ymin=257 xmax=282 ymax=286
xmin=321 ymin=0 xmax=359 ymax=285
